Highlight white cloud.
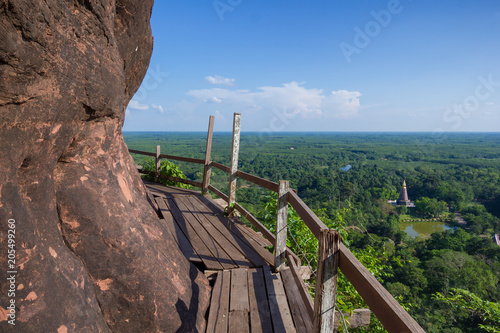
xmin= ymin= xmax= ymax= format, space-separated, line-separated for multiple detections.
xmin=205 ymin=75 xmax=235 ymax=86
xmin=127 ymin=100 xmax=149 ymax=111
xmin=186 ymin=82 xmax=361 ymax=119
xmin=152 ymin=104 xmax=164 ymax=112
xmin=209 ymin=96 xmax=222 ymax=103
xmin=485 ymin=102 xmax=495 ymax=106
xmin=215 ymin=110 xmax=225 ymax=120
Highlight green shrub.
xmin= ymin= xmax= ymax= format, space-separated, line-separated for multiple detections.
xmin=140 ymin=157 xmax=191 ymax=189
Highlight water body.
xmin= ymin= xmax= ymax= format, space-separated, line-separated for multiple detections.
xmin=400 ymin=222 xmax=454 ymax=238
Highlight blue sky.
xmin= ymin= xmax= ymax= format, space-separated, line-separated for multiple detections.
xmin=124 ymin=0 xmax=500 ymax=132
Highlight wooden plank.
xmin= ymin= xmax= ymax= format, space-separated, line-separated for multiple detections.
xmin=182 ymin=197 xmax=254 ymax=268
xmin=286 ymin=252 xmax=314 ymax=321
xmin=165 ymin=198 xmax=223 ymax=270
xmin=248 ymin=268 xmax=273 ymax=333
xmin=202 ymin=115 xmax=215 ymax=193
xmin=141 ymin=170 xmax=203 ymax=188
xmin=202 ymin=195 xmax=272 ymax=249
xmin=313 ymin=230 xmax=340 ymax=333
xmin=234 ymin=201 xmax=300 ymax=265
xmin=144 ymin=180 xmax=200 ymax=196
xmin=155 ymin=198 xmax=202 ymax=264
xmin=207 ymin=270 xmax=231 ymax=333
xmin=155 ymin=145 xmax=161 ymax=180
xmin=230 ymin=268 xmax=249 ymax=312
xmin=281 ymin=268 xmax=313 ymax=333
xmin=198 ymin=196 xmax=276 ymax=266
xmin=339 ymin=243 xmax=425 ymax=332
xmin=263 ymin=266 xmax=297 ymax=333
xmin=208 ymin=184 xmax=229 ymax=202
xmin=287 ymin=190 xmax=327 ymax=240
xmin=228 ymin=311 xmax=249 ymax=333
xmin=158 ymin=153 xmax=205 ymax=165
xmin=228 ymin=113 xmax=241 ymax=209
xmin=275 ymin=180 xmax=289 ymax=272
xmin=175 ymin=197 xmax=237 ymax=269
xmin=128 ymin=149 xmax=156 ymax=157
xmin=187 ymin=196 xmax=266 ymax=267
xmin=211 ymin=161 xmax=231 ymax=173
xmin=235 ymin=170 xmax=279 ymax=192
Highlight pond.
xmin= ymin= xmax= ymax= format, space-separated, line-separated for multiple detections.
xmin=400 ymin=222 xmax=455 ymax=238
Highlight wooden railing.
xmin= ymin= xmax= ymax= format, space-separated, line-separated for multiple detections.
xmin=128 ymin=114 xmax=425 ymax=333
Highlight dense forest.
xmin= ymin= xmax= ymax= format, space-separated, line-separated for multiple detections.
xmin=125 ymin=132 xmax=500 ymax=332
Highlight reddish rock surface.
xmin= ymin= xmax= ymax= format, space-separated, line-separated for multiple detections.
xmin=0 ymin=1 xmax=210 ymax=331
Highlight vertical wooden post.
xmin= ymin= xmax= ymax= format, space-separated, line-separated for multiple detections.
xmin=275 ymin=180 xmax=289 ymax=272
xmin=227 ymin=113 xmax=241 ymax=213
xmin=202 ymin=115 xmax=215 ymax=194
xmin=155 ymin=145 xmax=161 ymax=181
xmin=313 ymin=229 xmax=341 ymax=333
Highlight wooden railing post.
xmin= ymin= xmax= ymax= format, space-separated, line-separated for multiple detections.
xmin=155 ymin=145 xmax=161 ymax=181
xmin=313 ymin=229 xmax=341 ymax=333
xmin=275 ymin=180 xmax=289 ymax=272
xmin=227 ymin=113 xmax=241 ymax=214
xmin=202 ymin=115 xmax=215 ymax=194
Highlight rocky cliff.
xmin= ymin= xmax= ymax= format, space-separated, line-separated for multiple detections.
xmin=0 ymin=1 xmax=210 ymax=331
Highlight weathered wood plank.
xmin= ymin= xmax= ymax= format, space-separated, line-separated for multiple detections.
xmin=175 ymin=197 xmax=237 ymax=269
xmin=247 ymin=268 xmax=273 ymax=333
xmin=286 ymin=252 xmax=314 ymax=321
xmin=287 ymin=190 xmax=327 ymax=239
xmin=187 ymin=196 xmax=266 ymax=267
xmin=339 ymin=243 xmax=425 ymax=333
xmin=228 ymin=310 xmax=249 ymax=333
xmin=230 ymin=268 xmax=249 ymax=312
xmin=208 ymin=184 xmax=229 ymax=202
xmin=202 ymin=115 xmax=215 ymax=193
xmin=158 ymin=153 xmax=205 ymax=165
xmin=275 ymin=180 xmax=289 ymax=272
xmin=228 ymin=113 xmax=241 ymax=210
xmin=211 ymin=161 xmax=231 ymax=174
xmin=207 ymin=270 xmax=231 ymax=333
xmin=235 ymin=170 xmax=279 ymax=192
xmin=165 ymin=198 xmax=223 ymax=270
xmin=182 ymin=197 xmax=254 ymax=268
xmin=198 ymin=196 xmax=275 ymax=266
xmin=156 ymin=198 xmax=202 ymax=263
xmin=263 ymin=266 xmax=297 ymax=333
xmin=141 ymin=170 xmax=203 ymax=188
xmin=313 ymin=230 xmax=340 ymax=333
xmin=128 ymin=149 xmax=156 ymax=157
xmin=281 ymin=268 xmax=313 ymax=333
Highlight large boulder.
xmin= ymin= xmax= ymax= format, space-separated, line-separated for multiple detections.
xmin=0 ymin=1 xmax=210 ymax=332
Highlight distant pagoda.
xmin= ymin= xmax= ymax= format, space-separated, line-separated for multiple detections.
xmin=389 ymin=180 xmax=415 ymax=207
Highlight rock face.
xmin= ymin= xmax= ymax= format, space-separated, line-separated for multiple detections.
xmin=0 ymin=1 xmax=210 ymax=332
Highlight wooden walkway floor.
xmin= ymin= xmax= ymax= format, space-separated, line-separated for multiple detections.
xmin=144 ymin=181 xmax=313 ymax=333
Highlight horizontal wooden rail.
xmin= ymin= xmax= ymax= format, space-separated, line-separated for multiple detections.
xmin=129 ymin=149 xmax=156 ymax=157
xmin=210 ymin=161 xmax=231 ymax=173
xmin=207 ymin=184 xmax=229 ymax=202
xmin=236 ymin=170 xmax=280 ymax=192
xmin=140 ymin=170 xmax=202 ymax=188
xmin=339 ymin=243 xmax=425 ymax=333
xmin=287 ymin=190 xmax=327 ymax=239
xmin=159 ymin=153 xmax=204 ymax=165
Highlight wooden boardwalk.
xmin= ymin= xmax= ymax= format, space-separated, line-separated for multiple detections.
xmin=143 ymin=181 xmax=313 ymax=333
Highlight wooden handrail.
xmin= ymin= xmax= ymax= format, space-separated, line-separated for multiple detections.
xmin=129 ymin=149 xmax=156 ymax=157
xmin=159 ymin=153 xmax=205 ymax=165
xmin=236 ymin=170 xmax=280 ymax=192
xmin=339 ymin=243 xmax=425 ymax=332
xmin=128 ymin=139 xmax=425 ymax=332
xmin=210 ymin=161 xmax=231 ymax=173
xmin=287 ymin=189 xmax=327 ymax=239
